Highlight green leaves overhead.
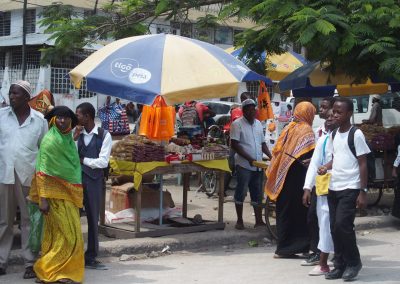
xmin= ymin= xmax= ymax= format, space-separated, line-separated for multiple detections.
xmin=39 ymin=0 xmax=400 ymax=80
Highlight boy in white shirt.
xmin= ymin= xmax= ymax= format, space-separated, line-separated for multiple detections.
xmin=303 ymin=109 xmax=336 ymax=276
xmin=318 ymin=97 xmax=370 ymax=281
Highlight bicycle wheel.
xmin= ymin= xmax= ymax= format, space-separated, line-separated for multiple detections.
xmin=201 ymin=171 xmax=218 ymax=197
xmin=264 ymin=196 xmax=278 ymax=240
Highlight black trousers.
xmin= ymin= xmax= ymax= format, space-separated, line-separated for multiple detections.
xmin=328 ymin=189 xmax=361 ymax=269
xmin=82 ymin=174 xmax=104 ymax=263
xmin=307 ymin=188 xmax=320 ymax=254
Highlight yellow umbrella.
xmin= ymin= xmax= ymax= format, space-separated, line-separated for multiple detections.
xmin=225 ymin=47 xmax=308 ymax=81
xmin=278 ymin=61 xmax=389 ymax=97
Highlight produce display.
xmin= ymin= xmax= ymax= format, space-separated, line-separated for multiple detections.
xmin=112 ymin=135 xmax=165 ymax=162
xmin=111 ymin=132 xmax=230 ymax=164
xmin=359 ymin=125 xmax=400 ymax=151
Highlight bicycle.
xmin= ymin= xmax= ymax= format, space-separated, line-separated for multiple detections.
xmin=196 ymin=124 xmax=229 ymax=197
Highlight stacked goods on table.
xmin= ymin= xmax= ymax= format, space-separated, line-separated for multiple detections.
xmin=111 ymin=134 xmax=165 ymax=162
xmin=202 ymin=144 xmax=230 ymax=160
xmin=359 ymin=125 xmax=400 ymax=151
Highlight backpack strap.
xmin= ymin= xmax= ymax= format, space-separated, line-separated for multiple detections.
xmin=332 ymin=128 xmax=338 ymax=140
xmin=347 ymin=126 xmax=358 ymax=159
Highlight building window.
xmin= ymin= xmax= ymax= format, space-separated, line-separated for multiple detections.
xmin=193 ymin=26 xmax=214 ymax=43
xmin=180 ymin=22 xmax=192 ymax=38
xmin=0 ymin=12 xmax=11 ymax=36
xmin=233 ymin=29 xmax=243 ymax=45
xmin=10 ymin=48 xmax=41 ymax=68
xmin=214 ymin=27 xmax=233 ymax=45
xmin=26 ymin=9 xmax=36 ymax=34
xmin=0 ymin=52 xmax=5 ymax=68
xmin=51 ymin=67 xmax=96 ymax=98
xmin=156 ymin=23 xmax=178 ymax=34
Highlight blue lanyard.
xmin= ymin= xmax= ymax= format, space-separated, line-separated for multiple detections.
xmin=321 ymin=135 xmax=329 ymax=165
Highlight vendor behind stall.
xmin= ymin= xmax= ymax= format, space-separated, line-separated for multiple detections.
xmin=362 ymin=95 xmax=383 ymax=126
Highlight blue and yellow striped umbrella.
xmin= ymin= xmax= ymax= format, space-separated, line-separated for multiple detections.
xmin=225 ymin=47 xmax=308 ymax=81
xmin=278 ymin=61 xmax=391 ymax=97
xmin=70 ymin=34 xmax=272 ymax=105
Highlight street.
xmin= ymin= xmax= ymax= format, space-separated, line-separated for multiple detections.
xmin=2 ymin=226 xmax=400 ymax=284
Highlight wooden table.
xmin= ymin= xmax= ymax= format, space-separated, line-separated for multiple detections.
xmin=99 ymin=162 xmax=227 ymax=238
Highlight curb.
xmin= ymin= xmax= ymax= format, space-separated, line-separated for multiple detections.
xmin=9 ymin=215 xmax=400 ymax=265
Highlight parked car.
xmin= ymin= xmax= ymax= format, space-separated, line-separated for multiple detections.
xmin=176 ymin=100 xmax=240 ymax=127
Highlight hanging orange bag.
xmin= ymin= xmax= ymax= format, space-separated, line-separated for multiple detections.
xmin=150 ymin=96 xmax=175 ymax=141
xmin=139 ymin=104 xmax=155 ymax=137
xmin=139 ymin=96 xmax=175 ymax=141
xmin=257 ymin=81 xmax=274 ymax=121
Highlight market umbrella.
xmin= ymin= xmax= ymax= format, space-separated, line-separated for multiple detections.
xmin=278 ymin=61 xmax=391 ymax=97
xmin=225 ymin=47 xmax=308 ymax=81
xmin=70 ymin=34 xmax=272 ymax=105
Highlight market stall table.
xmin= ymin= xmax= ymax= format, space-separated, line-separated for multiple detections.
xmin=99 ymin=159 xmax=230 ymax=238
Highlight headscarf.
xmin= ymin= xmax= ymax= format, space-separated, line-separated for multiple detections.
xmin=265 ymin=101 xmax=316 ymax=201
xmin=44 ymin=106 xmax=79 ymax=129
xmin=29 ymin=106 xmax=83 ymax=208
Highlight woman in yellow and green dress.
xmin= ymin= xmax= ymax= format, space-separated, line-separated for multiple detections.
xmin=29 ymin=106 xmax=84 ymax=283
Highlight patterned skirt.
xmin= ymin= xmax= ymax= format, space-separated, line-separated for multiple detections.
xmin=34 ymin=199 xmax=84 ymax=283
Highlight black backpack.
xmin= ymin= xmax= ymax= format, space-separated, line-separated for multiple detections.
xmin=332 ymin=126 xmax=375 ymax=182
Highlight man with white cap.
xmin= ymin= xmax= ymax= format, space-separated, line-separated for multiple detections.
xmin=362 ymin=94 xmax=383 ymax=126
xmin=230 ymin=98 xmax=272 ymax=230
xmin=0 ymin=80 xmax=48 ymax=278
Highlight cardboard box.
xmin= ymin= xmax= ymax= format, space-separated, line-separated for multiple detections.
xmin=109 ymin=183 xmax=134 ymax=213
xmin=109 ymin=182 xmax=175 ymax=213
xmin=130 ymin=186 xmax=175 ymax=209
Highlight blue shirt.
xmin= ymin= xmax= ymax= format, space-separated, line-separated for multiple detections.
xmin=230 ymin=116 xmax=264 ymax=171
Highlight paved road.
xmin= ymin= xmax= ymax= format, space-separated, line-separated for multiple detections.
xmin=3 ymin=227 xmax=400 ymax=284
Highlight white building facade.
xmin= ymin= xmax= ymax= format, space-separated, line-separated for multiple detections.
xmin=0 ymin=1 xmax=256 ymax=109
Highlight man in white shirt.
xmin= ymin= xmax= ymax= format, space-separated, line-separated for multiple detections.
xmin=0 ymin=81 xmax=48 ymax=278
xmin=230 ymin=99 xmax=272 ymax=230
xmin=75 ymin=102 xmax=112 ymax=270
xmin=319 ymin=97 xmax=370 ymax=281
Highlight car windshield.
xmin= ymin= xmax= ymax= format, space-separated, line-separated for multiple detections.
xmin=204 ymin=102 xmax=231 ymax=115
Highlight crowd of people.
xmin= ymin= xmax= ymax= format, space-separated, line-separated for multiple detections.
xmin=0 ymin=81 xmax=111 ymax=283
xmin=0 ymin=80 xmax=399 ymax=283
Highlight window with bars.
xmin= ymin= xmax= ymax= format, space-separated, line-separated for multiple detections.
xmin=214 ymin=27 xmax=233 ymax=45
xmin=26 ymin=9 xmax=36 ymax=34
xmin=51 ymin=50 xmax=93 ymax=69
xmin=10 ymin=48 xmax=41 ymax=68
xmin=0 ymin=52 xmax=5 ymax=68
xmin=51 ymin=67 xmax=96 ymax=98
xmin=0 ymin=11 xmax=11 ymax=36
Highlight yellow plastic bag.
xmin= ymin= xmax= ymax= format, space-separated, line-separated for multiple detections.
xmin=315 ymin=173 xmax=331 ymax=196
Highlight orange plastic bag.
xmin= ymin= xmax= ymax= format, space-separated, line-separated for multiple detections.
xmin=139 ymin=96 xmax=175 ymax=141
xmin=257 ymin=81 xmax=274 ymax=121
xmin=139 ymin=104 xmax=155 ymax=137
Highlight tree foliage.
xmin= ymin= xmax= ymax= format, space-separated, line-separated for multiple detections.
xmin=40 ymin=0 xmax=400 ymax=80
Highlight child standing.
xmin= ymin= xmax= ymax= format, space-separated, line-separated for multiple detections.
xmin=303 ymin=109 xmax=336 ymax=276
xmin=318 ymin=97 xmax=370 ymax=281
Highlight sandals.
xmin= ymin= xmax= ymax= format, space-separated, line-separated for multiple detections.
xmin=23 ymin=266 xmax=36 ymax=279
